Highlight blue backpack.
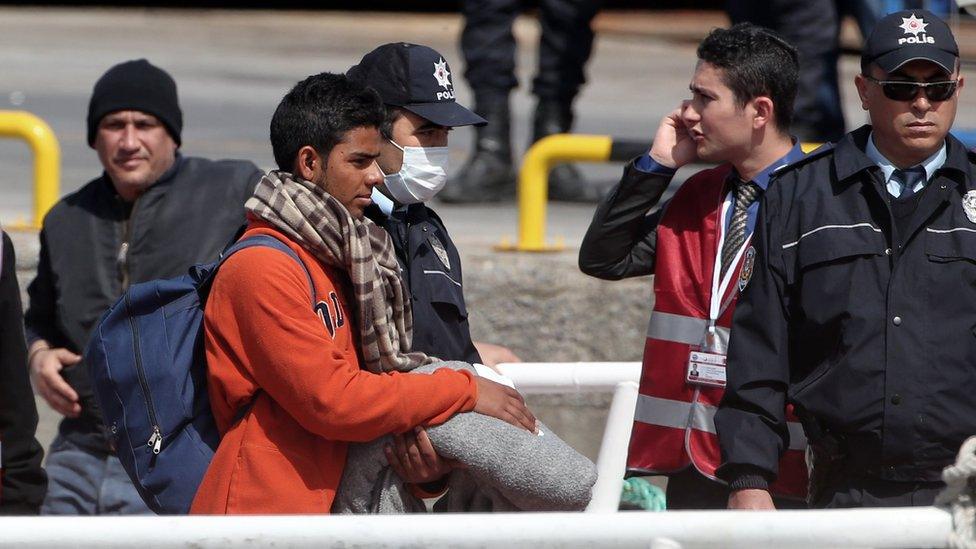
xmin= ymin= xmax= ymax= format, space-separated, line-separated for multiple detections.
xmin=85 ymin=235 xmax=314 ymax=514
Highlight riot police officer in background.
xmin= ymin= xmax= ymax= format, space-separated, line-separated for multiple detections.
xmin=440 ymin=0 xmax=603 ymax=203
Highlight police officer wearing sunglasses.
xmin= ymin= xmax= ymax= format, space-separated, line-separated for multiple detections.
xmin=715 ymin=10 xmax=976 ymax=509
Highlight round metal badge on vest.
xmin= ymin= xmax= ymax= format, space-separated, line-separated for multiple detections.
xmin=428 ymin=233 xmax=451 ymax=270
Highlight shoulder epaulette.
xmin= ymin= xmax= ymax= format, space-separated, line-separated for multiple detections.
xmin=772 ymin=142 xmax=835 ymax=176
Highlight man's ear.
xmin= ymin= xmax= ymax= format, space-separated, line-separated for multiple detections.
xmin=751 ymin=96 xmax=774 ymax=130
xmin=294 ymin=145 xmax=321 ymax=180
xmin=854 ymin=73 xmax=870 ymax=110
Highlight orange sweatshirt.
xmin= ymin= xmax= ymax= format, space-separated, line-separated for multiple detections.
xmin=190 ymin=223 xmax=479 ymax=514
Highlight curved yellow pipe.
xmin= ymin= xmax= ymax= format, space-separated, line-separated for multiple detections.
xmin=0 ymin=111 xmax=61 ymax=229
xmin=516 ymin=134 xmax=612 ymax=252
xmin=508 ymin=135 xmax=824 ymax=252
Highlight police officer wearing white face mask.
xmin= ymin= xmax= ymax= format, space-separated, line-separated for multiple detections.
xmin=347 ymin=43 xmax=523 ymax=369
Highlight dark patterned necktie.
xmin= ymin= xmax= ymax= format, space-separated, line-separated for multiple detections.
xmin=721 ymin=180 xmax=761 ymax=280
xmin=893 ymin=166 xmax=926 ymax=200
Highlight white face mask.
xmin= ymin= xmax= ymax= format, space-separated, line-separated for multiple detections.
xmin=382 ymin=140 xmax=449 ymax=204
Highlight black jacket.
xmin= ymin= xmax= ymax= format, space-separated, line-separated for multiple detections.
xmin=0 ymin=233 xmax=45 ymax=514
xmin=578 ymin=159 xmax=671 ymax=280
xmin=24 ymin=155 xmax=261 ymax=441
xmin=366 ymin=203 xmax=481 ymax=364
xmin=716 ymin=125 xmax=976 ymax=484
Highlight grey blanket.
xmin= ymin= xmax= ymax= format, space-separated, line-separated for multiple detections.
xmin=332 ymin=362 xmax=598 ymax=513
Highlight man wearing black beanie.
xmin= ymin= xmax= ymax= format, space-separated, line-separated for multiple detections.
xmin=24 ymin=59 xmax=263 ymax=515
xmin=86 ymin=58 xmax=183 ymax=148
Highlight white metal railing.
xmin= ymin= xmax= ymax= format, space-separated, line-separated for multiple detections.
xmin=496 ymin=361 xmax=641 ymax=394
xmin=494 ymin=361 xmax=642 ymax=512
xmin=0 ymin=362 xmax=956 ymax=548
xmin=0 ymin=508 xmax=952 ymax=548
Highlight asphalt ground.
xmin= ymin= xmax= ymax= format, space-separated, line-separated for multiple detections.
xmin=7 ymin=8 xmax=976 ymax=245
xmin=6 ymin=6 xmax=976 ymax=474
xmin=0 ymin=7 xmax=877 ymax=241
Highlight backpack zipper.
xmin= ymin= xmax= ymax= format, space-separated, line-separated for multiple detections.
xmin=124 ymin=291 xmax=163 ymax=455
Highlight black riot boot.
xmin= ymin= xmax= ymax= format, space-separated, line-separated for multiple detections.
xmin=440 ymin=95 xmax=515 ymax=203
xmin=531 ymin=100 xmax=600 ymax=202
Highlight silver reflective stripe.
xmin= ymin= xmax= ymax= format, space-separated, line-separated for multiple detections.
xmin=422 ymin=269 xmax=461 ymax=287
xmin=635 ymin=396 xmax=714 ymax=433
xmin=927 ymin=227 xmax=976 ymax=235
xmin=781 ymin=222 xmax=882 ymax=250
xmin=634 ymin=395 xmax=697 ymax=430
xmin=787 ymin=421 xmax=807 ymax=451
xmin=635 ymin=395 xmax=807 ymax=451
xmin=646 ymin=312 xmax=730 ymax=346
xmin=689 ymin=401 xmax=716 ymax=433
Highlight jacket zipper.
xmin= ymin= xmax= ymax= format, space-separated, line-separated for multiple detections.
xmin=118 ymin=198 xmax=140 ymax=292
xmin=124 ymin=291 xmax=162 ymax=455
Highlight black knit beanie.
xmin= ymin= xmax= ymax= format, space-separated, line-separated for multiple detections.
xmin=86 ymin=59 xmax=183 ymax=147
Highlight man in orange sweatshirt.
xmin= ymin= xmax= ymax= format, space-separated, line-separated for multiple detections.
xmin=191 ymin=73 xmax=535 ymax=514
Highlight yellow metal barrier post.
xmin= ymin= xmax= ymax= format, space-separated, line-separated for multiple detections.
xmin=0 ymin=111 xmax=61 ymax=230
xmin=498 ymin=134 xmax=612 ymax=252
xmin=498 ymin=134 xmax=822 ymax=252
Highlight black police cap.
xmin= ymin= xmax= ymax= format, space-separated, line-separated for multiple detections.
xmin=862 ymin=9 xmax=959 ymax=74
xmin=347 ymin=43 xmax=486 ymax=128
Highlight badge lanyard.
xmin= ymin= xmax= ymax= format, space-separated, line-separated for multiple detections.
xmin=710 ymin=191 xmax=753 ymax=327
xmin=687 ymin=188 xmax=753 ymax=388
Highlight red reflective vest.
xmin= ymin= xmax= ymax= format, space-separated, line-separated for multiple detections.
xmin=626 ymin=164 xmax=808 ymax=500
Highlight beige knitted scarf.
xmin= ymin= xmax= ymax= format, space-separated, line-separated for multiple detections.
xmin=245 ymin=170 xmax=433 ymax=373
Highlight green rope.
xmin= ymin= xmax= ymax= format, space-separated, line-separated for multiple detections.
xmin=620 ymin=477 xmax=667 ymax=511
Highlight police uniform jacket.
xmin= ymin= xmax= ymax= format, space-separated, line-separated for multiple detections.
xmin=366 ymin=203 xmax=481 ymax=364
xmin=715 ymin=125 xmax=976 ymax=485
xmin=24 ymin=155 xmax=261 ymax=444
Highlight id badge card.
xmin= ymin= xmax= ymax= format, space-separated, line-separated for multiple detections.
xmin=686 ymin=348 xmax=727 ymax=388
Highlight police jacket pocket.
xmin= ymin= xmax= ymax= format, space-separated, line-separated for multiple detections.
xmin=788 ymin=223 xmax=886 ymax=273
xmin=425 ymin=270 xmax=469 ymax=319
xmin=925 ymin=228 xmax=976 ymax=264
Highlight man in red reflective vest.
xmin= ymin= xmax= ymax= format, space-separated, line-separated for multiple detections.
xmin=579 ymin=23 xmax=807 ymax=509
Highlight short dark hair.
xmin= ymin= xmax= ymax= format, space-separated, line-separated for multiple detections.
xmin=697 ymin=23 xmax=799 ymax=132
xmin=380 ymin=106 xmax=407 ymax=140
xmin=270 ymin=72 xmax=386 ymax=171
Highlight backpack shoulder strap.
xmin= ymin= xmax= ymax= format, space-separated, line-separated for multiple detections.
xmin=216 ymin=234 xmax=319 ymax=425
xmin=221 ymin=235 xmax=317 ymax=305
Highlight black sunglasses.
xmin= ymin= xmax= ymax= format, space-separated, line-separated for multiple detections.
xmin=864 ymin=75 xmax=958 ymax=102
